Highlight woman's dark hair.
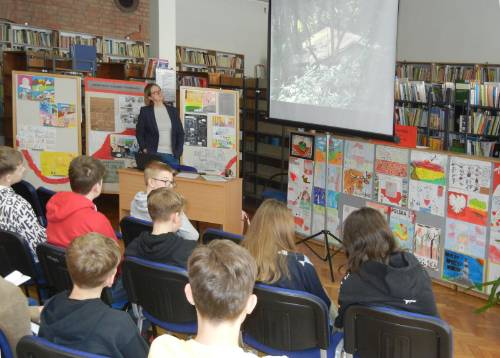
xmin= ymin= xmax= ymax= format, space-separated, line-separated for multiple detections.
xmin=342 ymin=207 xmax=396 ymax=273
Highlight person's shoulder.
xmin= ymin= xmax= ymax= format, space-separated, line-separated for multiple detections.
xmin=149 ymin=334 xmax=186 ymax=357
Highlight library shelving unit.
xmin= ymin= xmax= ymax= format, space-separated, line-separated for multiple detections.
xmin=241 ymin=77 xmax=294 ymax=206
xmin=395 ymin=61 xmax=500 ymax=158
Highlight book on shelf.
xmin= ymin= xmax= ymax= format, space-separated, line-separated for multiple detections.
xmin=466 ymin=139 xmax=497 ymax=157
xmin=0 ymin=23 xmax=9 ymax=42
xmin=394 ymin=79 xmax=427 ymax=102
xmin=12 ymin=29 xmax=53 ymax=48
xmin=143 ymin=58 xmax=170 ymax=78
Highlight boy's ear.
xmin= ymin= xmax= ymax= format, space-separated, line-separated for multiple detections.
xmin=245 ymin=294 xmax=257 ymax=315
xmin=184 ymin=283 xmax=195 ymax=306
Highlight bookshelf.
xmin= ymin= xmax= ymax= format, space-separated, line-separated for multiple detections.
xmin=176 ymin=46 xmax=244 ymax=81
xmin=395 ymin=61 xmax=500 ymax=158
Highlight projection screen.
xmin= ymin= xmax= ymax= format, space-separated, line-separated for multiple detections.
xmin=269 ymin=0 xmax=398 ymax=138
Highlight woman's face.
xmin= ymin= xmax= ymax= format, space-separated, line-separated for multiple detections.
xmin=149 ymin=85 xmax=163 ymax=103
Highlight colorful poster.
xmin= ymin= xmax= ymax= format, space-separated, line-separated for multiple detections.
xmin=366 ymin=201 xmax=390 ymax=219
xmin=328 ymin=137 xmax=343 ymax=165
xmin=315 ymin=135 xmax=327 ymax=162
xmin=17 ymin=125 xmax=57 ymax=151
xmin=410 ymin=151 xmax=447 ymax=185
xmin=343 ymin=141 xmax=374 ymax=199
xmin=414 ymin=223 xmax=441 ymax=271
xmin=290 ymin=133 xmax=314 ymax=159
xmin=56 ymin=103 xmax=77 ymax=128
xmin=287 ymin=157 xmax=314 ymax=235
xmin=202 ymin=92 xmax=217 ymax=113
xmin=110 ymin=134 xmax=139 ymax=159
xmin=40 ymin=152 xmax=77 ymax=177
xmin=445 ymin=218 xmax=487 ymax=258
xmin=342 ymin=204 xmax=359 ymax=224
xmin=447 ymin=189 xmax=489 ymax=226
xmin=443 ymin=250 xmax=484 ymax=289
xmin=449 ymin=157 xmax=491 ymax=194
xmin=31 ymin=76 xmax=55 ymax=102
xmin=90 ymin=97 xmax=115 ymax=132
xmin=408 ymin=180 xmax=445 ymax=216
xmin=489 ymin=230 xmax=500 ymax=264
xmin=389 ymin=208 xmax=416 ymax=251
xmin=493 ymin=197 xmax=500 ymax=229
xmin=17 ymin=74 xmax=32 ymax=100
xmin=211 ymin=116 xmax=236 ymax=149
xmin=184 ymin=90 xmax=203 ymax=112
xmin=40 ymin=101 xmax=58 ymax=127
xmin=184 ymin=114 xmax=207 ymax=147
xmin=377 ymin=174 xmax=406 ymax=207
xmin=312 ymin=201 xmax=326 ymax=235
xmin=375 ymin=145 xmax=408 ymax=177
xmin=493 ymin=163 xmax=500 ymax=196
xmin=118 ymin=95 xmax=142 ymax=130
xmin=326 ymin=191 xmax=340 ymax=237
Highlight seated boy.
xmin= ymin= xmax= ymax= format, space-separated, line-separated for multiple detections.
xmin=125 ymin=187 xmax=197 ymax=268
xmin=0 ymin=146 xmax=46 ymax=261
xmin=46 ymin=156 xmax=117 ymax=248
xmin=39 ymin=233 xmax=148 ymax=358
xmin=149 ymin=240 xmax=281 ymax=357
xmin=130 ymin=160 xmax=198 ymax=241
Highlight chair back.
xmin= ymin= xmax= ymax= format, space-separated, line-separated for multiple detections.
xmin=17 ymin=335 xmax=107 ymax=358
xmin=0 ymin=229 xmax=36 ymax=278
xmin=36 ymin=242 xmax=72 ymax=294
xmin=201 ymin=228 xmax=243 ymax=245
xmin=243 ymin=283 xmax=331 ymax=352
xmin=343 ymin=305 xmax=453 ymax=358
xmin=12 ymin=180 xmax=46 ymax=226
xmin=36 ymin=187 xmax=56 ymax=223
xmin=119 ymin=216 xmax=153 ymax=247
xmin=122 ymin=256 xmax=197 ymax=329
xmin=0 ymin=329 xmax=14 ymax=358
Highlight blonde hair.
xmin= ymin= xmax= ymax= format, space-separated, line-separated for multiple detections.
xmin=143 ymin=160 xmax=174 ymax=186
xmin=0 ymin=146 xmax=23 ymax=178
xmin=147 ymin=187 xmax=185 ymax=222
xmin=242 ymin=199 xmax=296 ymax=283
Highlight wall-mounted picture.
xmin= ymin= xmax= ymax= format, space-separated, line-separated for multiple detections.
xmin=290 ymin=132 xmax=315 ymax=160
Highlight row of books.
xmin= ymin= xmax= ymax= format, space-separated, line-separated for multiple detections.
xmin=100 ymin=40 xmax=148 ymax=58
xmin=59 ymin=35 xmax=96 ymax=49
xmin=466 ymin=140 xmax=497 ymax=157
xmin=177 ymin=48 xmax=217 ymax=67
xmin=396 ymin=63 xmax=500 ymax=83
xmin=395 ymin=79 xmax=455 ymax=104
xmin=468 ymin=81 xmax=500 ymax=108
xmin=395 ymin=106 xmax=428 ymax=127
xmin=143 ymin=58 xmax=169 ymax=78
xmin=178 ymin=75 xmax=208 ymax=87
xmin=216 ymin=54 xmax=243 ymax=69
xmin=0 ymin=23 xmax=9 ymax=42
xmin=458 ymin=112 xmax=500 ymax=136
xmin=12 ymin=29 xmax=54 ymax=48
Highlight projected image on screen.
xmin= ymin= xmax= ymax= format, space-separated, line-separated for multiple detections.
xmin=269 ymin=0 xmax=398 ymax=137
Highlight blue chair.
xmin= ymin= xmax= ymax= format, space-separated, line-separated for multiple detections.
xmin=12 ymin=180 xmax=46 ymax=226
xmin=342 ymin=305 xmax=453 ymax=358
xmin=0 ymin=229 xmax=45 ymax=301
xmin=36 ymin=187 xmax=56 ymax=224
xmin=201 ymin=228 xmax=243 ymax=245
xmin=242 ymin=283 xmax=342 ymax=358
xmin=122 ymin=256 xmax=197 ymax=335
xmin=176 ymin=164 xmax=198 ymax=173
xmin=17 ymin=335 xmax=107 ymax=358
xmin=0 ymin=329 xmax=14 ymax=358
xmin=261 ymin=172 xmax=288 ymax=203
xmin=119 ymin=216 xmax=153 ymax=247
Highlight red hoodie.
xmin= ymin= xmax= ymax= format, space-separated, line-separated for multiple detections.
xmin=46 ymin=192 xmax=117 ymax=248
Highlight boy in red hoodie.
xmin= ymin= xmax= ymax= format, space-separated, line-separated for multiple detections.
xmin=46 ymin=156 xmax=117 ymax=248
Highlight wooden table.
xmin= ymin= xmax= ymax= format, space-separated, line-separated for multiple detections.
xmin=118 ymin=168 xmax=243 ymax=234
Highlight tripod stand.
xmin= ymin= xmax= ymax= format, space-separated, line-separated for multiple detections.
xmin=296 ymin=229 xmax=342 ymax=282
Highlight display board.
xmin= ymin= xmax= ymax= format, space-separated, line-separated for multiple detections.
xmin=84 ymin=78 xmax=145 ymax=193
xmin=288 ymin=132 xmax=500 ymax=293
xmin=13 ymin=71 xmax=82 ymax=191
xmin=179 ymin=86 xmax=239 ymax=177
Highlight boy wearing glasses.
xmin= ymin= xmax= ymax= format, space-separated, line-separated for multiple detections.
xmin=130 ymin=160 xmax=198 ymax=241
xmin=125 ymin=187 xmax=197 ymax=268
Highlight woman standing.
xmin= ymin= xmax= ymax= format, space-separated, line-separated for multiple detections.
xmin=136 ymin=83 xmax=184 ymax=167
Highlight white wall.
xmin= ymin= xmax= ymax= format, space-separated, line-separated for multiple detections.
xmin=176 ymin=0 xmax=268 ymax=76
xmin=397 ymin=0 xmax=500 ymax=63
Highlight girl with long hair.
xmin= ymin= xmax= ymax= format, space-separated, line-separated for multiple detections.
xmin=335 ymin=207 xmax=438 ymax=328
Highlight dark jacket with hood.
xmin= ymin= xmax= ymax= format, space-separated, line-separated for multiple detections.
xmin=39 ymin=291 xmax=148 ymax=358
xmin=334 ymin=251 xmax=438 ymax=328
xmin=125 ymin=231 xmax=197 ymax=268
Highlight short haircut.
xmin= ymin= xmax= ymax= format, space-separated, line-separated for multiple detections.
xmin=66 ymin=232 xmax=121 ymax=289
xmin=68 ymin=156 xmax=106 ymax=195
xmin=147 ymin=187 xmax=184 ymax=222
xmin=143 ymin=160 xmax=174 ymax=186
xmin=0 ymin=146 xmax=23 ymax=178
xmin=188 ymin=240 xmax=257 ymax=322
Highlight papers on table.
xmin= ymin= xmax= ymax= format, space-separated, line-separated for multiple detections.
xmin=4 ymin=270 xmax=31 ymax=286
